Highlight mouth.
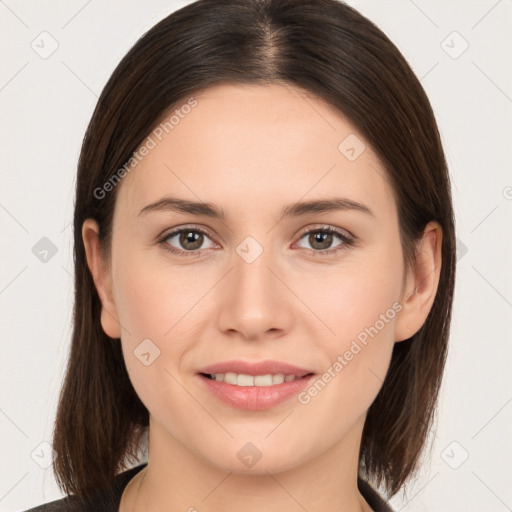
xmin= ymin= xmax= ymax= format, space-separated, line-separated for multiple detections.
xmin=196 ymin=360 xmax=316 ymax=410
xmin=199 ymin=372 xmax=315 ymax=387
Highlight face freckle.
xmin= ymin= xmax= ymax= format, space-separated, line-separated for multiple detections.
xmin=105 ymin=82 xmax=407 ymax=477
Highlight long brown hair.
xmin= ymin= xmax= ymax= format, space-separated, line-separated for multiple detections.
xmin=52 ymin=0 xmax=456 ymax=501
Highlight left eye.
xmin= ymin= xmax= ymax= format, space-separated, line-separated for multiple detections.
xmin=295 ymin=227 xmax=352 ymax=253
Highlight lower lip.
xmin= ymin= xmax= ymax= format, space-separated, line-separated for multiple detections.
xmin=197 ymin=374 xmax=315 ymax=411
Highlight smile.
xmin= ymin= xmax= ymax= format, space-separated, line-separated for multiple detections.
xmin=196 ymin=360 xmax=316 ymax=410
xmin=203 ymin=372 xmax=309 ymax=386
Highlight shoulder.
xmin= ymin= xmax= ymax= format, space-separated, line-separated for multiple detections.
xmin=22 ymin=495 xmax=80 ymax=512
xmin=357 ymin=476 xmax=394 ymax=512
xmin=22 ymin=463 xmax=148 ymax=512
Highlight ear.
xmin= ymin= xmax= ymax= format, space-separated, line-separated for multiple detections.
xmin=395 ymin=221 xmax=443 ymax=342
xmin=82 ymin=218 xmax=122 ymax=339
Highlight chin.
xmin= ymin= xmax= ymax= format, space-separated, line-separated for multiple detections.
xmin=198 ymin=438 xmax=310 ymax=475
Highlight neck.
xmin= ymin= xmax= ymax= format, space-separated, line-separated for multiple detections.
xmin=123 ymin=414 xmax=372 ymax=512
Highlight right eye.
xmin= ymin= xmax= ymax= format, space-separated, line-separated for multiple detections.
xmin=159 ymin=226 xmax=218 ymax=257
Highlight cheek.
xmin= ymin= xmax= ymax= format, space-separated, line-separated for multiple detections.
xmin=112 ymin=249 xmax=206 ymax=340
xmin=110 ymin=252 xmax=194 ymax=380
xmin=111 ymin=254 xmax=202 ymax=417
xmin=300 ymin=245 xmax=403 ymax=348
xmin=295 ymin=245 xmax=403 ymax=413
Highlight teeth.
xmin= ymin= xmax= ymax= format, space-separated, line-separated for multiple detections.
xmin=271 ymin=374 xmax=284 ymax=385
xmin=255 ymin=374 xmax=273 ymax=386
xmin=209 ymin=372 xmax=299 ymax=386
xmin=237 ymin=373 xmax=255 ymax=386
xmin=224 ymin=372 xmax=237 ymax=385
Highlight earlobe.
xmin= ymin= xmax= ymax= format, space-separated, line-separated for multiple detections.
xmin=82 ymin=219 xmax=122 ymax=339
xmin=394 ymin=221 xmax=443 ymax=342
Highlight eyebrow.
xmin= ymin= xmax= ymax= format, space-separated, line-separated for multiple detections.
xmin=138 ymin=196 xmax=374 ymax=220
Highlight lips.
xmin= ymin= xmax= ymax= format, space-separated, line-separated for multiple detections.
xmin=196 ymin=360 xmax=316 ymax=411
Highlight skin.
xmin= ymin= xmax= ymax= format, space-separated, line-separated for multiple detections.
xmin=82 ymin=83 xmax=442 ymax=512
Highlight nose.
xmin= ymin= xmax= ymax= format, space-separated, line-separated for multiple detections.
xmin=216 ymin=239 xmax=295 ymax=342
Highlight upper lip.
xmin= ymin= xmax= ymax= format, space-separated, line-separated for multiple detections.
xmin=197 ymin=360 xmax=315 ymax=377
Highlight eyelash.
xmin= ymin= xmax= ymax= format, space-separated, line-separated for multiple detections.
xmin=158 ymin=225 xmax=354 ymax=258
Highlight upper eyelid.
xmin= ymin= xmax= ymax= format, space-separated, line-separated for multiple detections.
xmin=161 ymin=225 xmax=217 ymax=242
xmin=295 ymin=224 xmax=353 ymax=240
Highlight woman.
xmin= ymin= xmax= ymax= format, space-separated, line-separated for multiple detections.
xmin=25 ymin=0 xmax=455 ymax=510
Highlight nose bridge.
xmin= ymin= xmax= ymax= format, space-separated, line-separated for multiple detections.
xmin=216 ymin=233 xmax=293 ymax=339
xmin=232 ymin=234 xmax=277 ymax=302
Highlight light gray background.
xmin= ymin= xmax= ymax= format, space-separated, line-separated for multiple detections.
xmin=1 ymin=1 xmax=511 ymax=511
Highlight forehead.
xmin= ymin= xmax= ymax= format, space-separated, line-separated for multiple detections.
xmin=115 ymin=82 xmax=393 ymax=221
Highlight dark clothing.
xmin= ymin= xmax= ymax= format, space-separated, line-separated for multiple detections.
xmin=24 ymin=463 xmax=393 ymax=511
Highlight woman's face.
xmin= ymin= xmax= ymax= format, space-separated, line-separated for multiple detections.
xmin=85 ymin=83 xmax=419 ymax=474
